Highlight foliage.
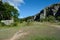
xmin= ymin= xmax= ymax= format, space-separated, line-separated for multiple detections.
xmin=40 ymin=18 xmax=45 ymax=22
xmin=19 ymin=19 xmax=24 ymax=23
xmin=3 ymin=2 xmax=19 ymax=21
xmin=40 ymin=16 xmax=55 ymax=22
xmin=57 ymin=16 xmax=60 ymax=21
xmin=0 ymin=1 xmax=6 ymax=11
xmin=23 ymin=16 xmax=34 ymax=22
xmin=46 ymin=16 xmax=55 ymax=22
xmin=26 ymin=20 xmax=32 ymax=26
xmin=0 ymin=22 xmax=5 ymax=26
xmin=12 ymin=22 xmax=18 ymax=26
xmin=0 ymin=1 xmax=19 ymax=22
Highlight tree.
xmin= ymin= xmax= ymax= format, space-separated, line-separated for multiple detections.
xmin=3 ymin=2 xmax=19 ymax=21
xmin=0 ymin=0 xmax=6 ymax=11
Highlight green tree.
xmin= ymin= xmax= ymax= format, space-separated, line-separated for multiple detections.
xmin=0 ymin=0 xmax=19 ymax=21
xmin=3 ymin=2 xmax=19 ymax=21
xmin=0 ymin=0 xmax=6 ymax=20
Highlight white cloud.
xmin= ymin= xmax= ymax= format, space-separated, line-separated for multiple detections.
xmin=14 ymin=0 xmax=24 ymax=3
xmin=3 ymin=0 xmax=24 ymax=12
xmin=7 ymin=1 xmax=20 ymax=12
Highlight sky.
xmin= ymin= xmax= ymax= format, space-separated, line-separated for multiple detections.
xmin=3 ymin=0 xmax=60 ymax=18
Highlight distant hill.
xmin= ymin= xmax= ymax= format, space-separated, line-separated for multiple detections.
xmin=23 ymin=3 xmax=60 ymax=22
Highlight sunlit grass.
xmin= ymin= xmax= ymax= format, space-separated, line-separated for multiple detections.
xmin=0 ymin=22 xmax=60 ymax=40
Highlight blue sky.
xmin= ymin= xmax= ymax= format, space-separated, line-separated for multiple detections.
xmin=3 ymin=0 xmax=60 ymax=18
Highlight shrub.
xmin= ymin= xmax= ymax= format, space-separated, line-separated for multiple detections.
xmin=40 ymin=18 xmax=45 ymax=22
xmin=40 ymin=16 xmax=55 ymax=22
xmin=12 ymin=22 xmax=18 ymax=26
xmin=25 ymin=20 xmax=33 ymax=26
xmin=0 ymin=22 xmax=5 ymax=26
xmin=57 ymin=16 xmax=60 ymax=21
xmin=47 ymin=16 xmax=55 ymax=22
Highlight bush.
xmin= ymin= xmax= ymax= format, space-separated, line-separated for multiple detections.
xmin=40 ymin=18 xmax=45 ymax=22
xmin=57 ymin=16 xmax=60 ymax=21
xmin=40 ymin=16 xmax=55 ymax=22
xmin=0 ymin=22 xmax=6 ymax=26
xmin=12 ymin=22 xmax=18 ymax=26
xmin=26 ymin=20 xmax=30 ymax=25
xmin=47 ymin=16 xmax=55 ymax=22
xmin=25 ymin=20 xmax=33 ymax=26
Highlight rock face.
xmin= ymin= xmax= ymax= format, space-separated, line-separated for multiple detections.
xmin=34 ymin=13 xmax=40 ymax=21
xmin=33 ymin=3 xmax=60 ymax=21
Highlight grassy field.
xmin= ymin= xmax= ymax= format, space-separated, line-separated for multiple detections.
xmin=0 ymin=22 xmax=60 ymax=40
xmin=0 ymin=22 xmax=25 ymax=40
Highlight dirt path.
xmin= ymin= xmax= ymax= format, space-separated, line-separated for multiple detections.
xmin=9 ymin=30 xmax=29 ymax=40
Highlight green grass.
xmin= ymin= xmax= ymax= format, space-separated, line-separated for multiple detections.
xmin=0 ymin=22 xmax=60 ymax=40
xmin=18 ymin=22 xmax=60 ymax=40
xmin=20 ymin=36 xmax=56 ymax=40
xmin=0 ymin=22 xmax=25 ymax=40
xmin=0 ymin=22 xmax=33 ymax=40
